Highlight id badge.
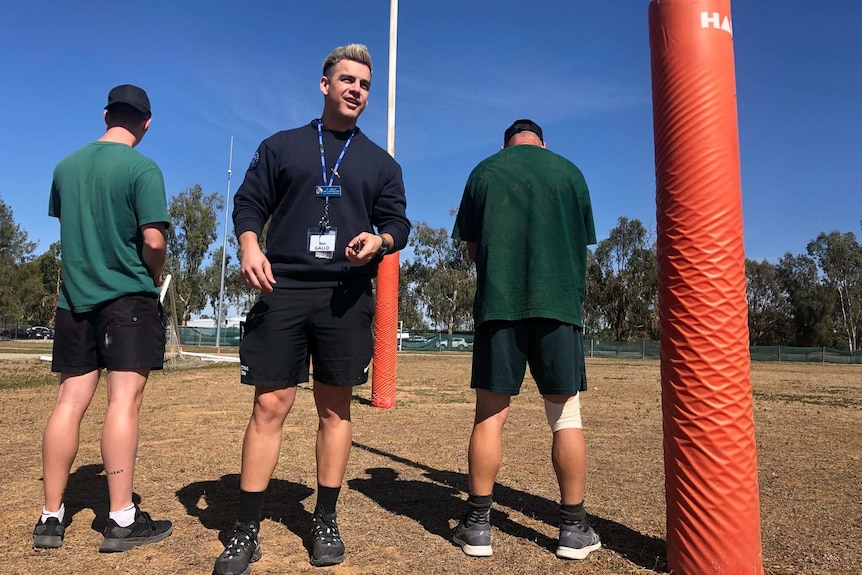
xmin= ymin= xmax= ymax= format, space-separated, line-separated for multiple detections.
xmin=315 ymin=185 xmax=342 ymax=198
xmin=308 ymin=227 xmax=337 ymax=259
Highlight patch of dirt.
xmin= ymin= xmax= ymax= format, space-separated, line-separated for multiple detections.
xmin=0 ymin=356 xmax=859 ymax=574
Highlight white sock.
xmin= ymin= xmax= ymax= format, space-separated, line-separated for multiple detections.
xmin=109 ymin=504 xmax=137 ymax=527
xmin=41 ymin=503 xmax=65 ymax=524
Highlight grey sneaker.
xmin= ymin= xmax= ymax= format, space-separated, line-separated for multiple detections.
xmin=452 ymin=509 xmax=492 ymax=557
xmin=310 ymin=508 xmax=345 ymax=567
xmin=98 ymin=505 xmax=172 ymax=552
xmin=556 ymin=519 xmax=601 ymax=560
xmin=32 ymin=517 xmax=67 ymax=549
xmin=213 ymin=521 xmax=261 ymax=575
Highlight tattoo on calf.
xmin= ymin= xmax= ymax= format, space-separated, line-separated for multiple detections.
xmin=106 ymin=469 xmax=124 ymax=476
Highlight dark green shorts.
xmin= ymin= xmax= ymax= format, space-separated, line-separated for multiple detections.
xmin=471 ymin=319 xmax=587 ymax=396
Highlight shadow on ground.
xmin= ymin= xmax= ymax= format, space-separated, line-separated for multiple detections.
xmin=175 ymin=473 xmax=314 ymax=546
xmin=52 ymin=463 xmax=142 ymax=533
xmin=351 ymin=441 xmax=667 ymax=572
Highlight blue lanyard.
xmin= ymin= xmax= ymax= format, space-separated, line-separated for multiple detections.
xmin=318 ymin=120 xmax=356 ymax=186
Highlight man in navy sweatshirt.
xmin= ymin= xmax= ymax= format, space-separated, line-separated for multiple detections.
xmin=213 ymin=44 xmax=410 ymax=574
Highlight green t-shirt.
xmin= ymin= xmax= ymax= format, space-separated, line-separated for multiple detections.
xmin=453 ymin=145 xmax=596 ymax=326
xmin=49 ymin=141 xmax=169 ymax=312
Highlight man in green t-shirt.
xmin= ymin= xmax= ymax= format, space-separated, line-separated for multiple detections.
xmin=451 ymin=119 xmax=601 ymax=560
xmin=32 ymin=85 xmax=172 ymax=553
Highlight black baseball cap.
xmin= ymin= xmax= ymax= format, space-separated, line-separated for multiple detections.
xmin=504 ymin=119 xmax=543 ymax=145
xmin=105 ymin=84 xmax=151 ymax=116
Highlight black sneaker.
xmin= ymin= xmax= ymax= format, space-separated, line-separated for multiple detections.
xmin=452 ymin=509 xmax=492 ymax=557
xmin=556 ymin=519 xmax=601 ymax=560
xmin=310 ymin=508 xmax=345 ymax=567
xmin=98 ymin=505 xmax=173 ymax=552
xmin=213 ymin=521 xmax=261 ymax=575
xmin=32 ymin=517 xmax=67 ymax=549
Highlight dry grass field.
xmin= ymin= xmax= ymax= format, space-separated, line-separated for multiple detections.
xmin=0 ymin=350 xmax=859 ymax=575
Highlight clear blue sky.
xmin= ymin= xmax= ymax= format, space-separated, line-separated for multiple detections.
xmin=1 ymin=1 xmax=860 ymax=267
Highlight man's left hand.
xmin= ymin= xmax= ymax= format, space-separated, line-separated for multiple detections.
xmin=346 ymin=232 xmax=384 ymax=264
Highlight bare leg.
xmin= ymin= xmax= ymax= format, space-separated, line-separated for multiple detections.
xmin=42 ymin=371 xmax=100 ymax=511
xmin=102 ymin=369 xmax=149 ymax=511
xmin=313 ymin=382 xmax=353 ymax=488
xmin=239 ymin=386 xmax=297 ymax=492
xmin=467 ymin=389 xmax=511 ymax=496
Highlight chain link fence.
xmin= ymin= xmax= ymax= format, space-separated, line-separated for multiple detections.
xmin=177 ymin=326 xmax=241 ymax=347
xmin=177 ymin=327 xmax=861 ymax=364
xmin=398 ymin=333 xmax=862 ymax=364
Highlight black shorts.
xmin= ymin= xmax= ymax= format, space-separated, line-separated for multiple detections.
xmin=471 ymin=318 xmax=587 ymax=396
xmin=51 ymin=294 xmax=166 ymax=374
xmin=239 ymin=284 xmax=374 ymax=388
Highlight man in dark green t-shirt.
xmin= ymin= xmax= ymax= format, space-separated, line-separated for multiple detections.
xmin=32 ymin=85 xmax=172 ymax=553
xmin=451 ymin=120 xmax=601 ymax=561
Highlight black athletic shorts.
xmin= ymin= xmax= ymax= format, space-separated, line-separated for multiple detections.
xmin=471 ymin=318 xmax=587 ymax=396
xmin=51 ymin=294 xmax=166 ymax=374
xmin=239 ymin=284 xmax=374 ymax=388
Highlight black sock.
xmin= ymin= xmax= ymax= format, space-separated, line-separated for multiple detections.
xmin=466 ymin=493 xmax=492 ymax=522
xmin=316 ymin=484 xmax=341 ymax=515
xmin=239 ymin=490 xmax=265 ymax=528
xmin=467 ymin=493 xmax=493 ymax=509
xmin=560 ymin=500 xmax=586 ymax=524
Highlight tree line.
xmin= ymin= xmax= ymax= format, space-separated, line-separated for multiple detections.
xmin=0 ymin=196 xmax=61 ymax=328
xmin=2 ymin=192 xmax=860 ymax=350
xmin=0 ymin=187 xmax=248 ymax=330
xmin=399 ymin=216 xmax=862 ymax=351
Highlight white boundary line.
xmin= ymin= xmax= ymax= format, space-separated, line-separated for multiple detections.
xmin=39 ymin=351 xmax=239 ymax=364
xmin=180 ymin=351 xmax=240 ymax=363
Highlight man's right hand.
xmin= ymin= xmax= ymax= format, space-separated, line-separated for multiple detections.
xmin=239 ymin=232 xmax=276 ymax=292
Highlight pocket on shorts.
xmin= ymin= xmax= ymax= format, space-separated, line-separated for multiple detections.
xmin=244 ymin=294 xmax=271 ymax=333
xmin=98 ymin=295 xmax=165 ymax=368
xmin=362 ymin=287 xmax=375 ymax=323
xmin=110 ymin=296 xmax=159 ymax=328
xmin=331 ymin=283 xmax=374 ymax=322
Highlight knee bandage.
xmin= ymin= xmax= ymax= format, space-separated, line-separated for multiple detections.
xmin=544 ymin=394 xmax=582 ymax=431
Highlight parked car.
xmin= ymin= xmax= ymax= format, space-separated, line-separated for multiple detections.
xmin=27 ymin=326 xmax=54 ymax=339
xmin=437 ymin=337 xmax=469 ymax=350
xmin=0 ymin=328 xmax=32 ymax=340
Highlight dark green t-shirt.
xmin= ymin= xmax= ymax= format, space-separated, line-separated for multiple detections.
xmin=453 ymin=145 xmax=596 ymax=327
xmin=49 ymin=141 xmax=169 ymax=312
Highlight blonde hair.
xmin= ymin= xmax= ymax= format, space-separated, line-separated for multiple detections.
xmin=322 ymin=44 xmax=373 ymax=77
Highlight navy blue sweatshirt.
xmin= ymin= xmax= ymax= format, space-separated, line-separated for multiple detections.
xmin=233 ymin=120 xmax=410 ymax=287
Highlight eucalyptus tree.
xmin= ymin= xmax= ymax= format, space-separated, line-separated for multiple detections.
xmin=745 ymin=258 xmax=792 ymax=345
xmin=0 ymin=196 xmax=37 ymax=324
xmin=165 ymin=184 xmax=224 ymax=325
xmin=591 ymin=217 xmax=658 ymax=341
xmin=404 ymin=221 xmax=475 ymax=333
xmin=776 ymin=253 xmax=836 ymax=347
xmin=807 ymin=231 xmax=862 ymax=350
